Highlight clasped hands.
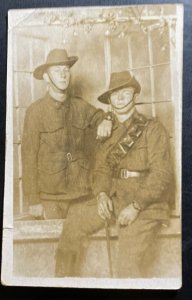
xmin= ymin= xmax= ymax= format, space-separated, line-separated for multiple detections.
xmin=97 ymin=192 xmax=139 ymax=226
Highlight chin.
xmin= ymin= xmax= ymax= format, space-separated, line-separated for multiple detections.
xmin=116 ymin=105 xmax=125 ymax=109
xmin=115 ymin=106 xmax=127 ymax=111
xmin=115 ymin=106 xmax=133 ymax=115
xmin=57 ymin=84 xmax=68 ymax=90
xmin=115 ymin=110 xmax=127 ymax=115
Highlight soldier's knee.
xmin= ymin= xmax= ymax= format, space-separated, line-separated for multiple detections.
xmin=61 ymin=219 xmax=85 ymax=242
xmin=42 ymin=201 xmax=63 ymax=219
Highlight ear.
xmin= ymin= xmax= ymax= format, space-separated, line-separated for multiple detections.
xmin=133 ymin=92 xmax=138 ymax=101
xmin=43 ymin=72 xmax=50 ymax=83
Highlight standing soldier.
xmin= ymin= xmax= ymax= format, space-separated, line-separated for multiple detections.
xmin=21 ymin=48 xmax=113 ymax=277
xmin=58 ymin=70 xmax=173 ymax=278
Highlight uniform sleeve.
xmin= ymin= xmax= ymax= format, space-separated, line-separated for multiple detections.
xmin=92 ymin=142 xmax=113 ymax=196
xmin=84 ymin=101 xmax=106 ymax=129
xmin=21 ymin=106 xmax=41 ymax=205
xmin=134 ymin=120 xmax=173 ymax=210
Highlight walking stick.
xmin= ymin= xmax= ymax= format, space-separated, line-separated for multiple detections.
xmin=105 ymin=220 xmax=113 ymax=278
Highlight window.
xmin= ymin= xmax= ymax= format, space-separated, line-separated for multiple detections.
xmin=13 ymin=6 xmax=180 ymax=218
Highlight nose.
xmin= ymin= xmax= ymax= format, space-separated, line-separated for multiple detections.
xmin=118 ymin=93 xmax=123 ymax=100
xmin=60 ymin=71 xmax=67 ymax=78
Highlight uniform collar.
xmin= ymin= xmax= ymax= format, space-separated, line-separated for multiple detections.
xmin=113 ymin=108 xmax=138 ymax=130
xmin=122 ymin=109 xmax=138 ymax=129
xmin=45 ymin=92 xmax=71 ymax=109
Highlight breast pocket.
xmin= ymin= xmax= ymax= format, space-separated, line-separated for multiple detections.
xmin=72 ymin=117 xmax=87 ymax=130
xmin=71 ymin=119 xmax=88 ymax=145
xmin=38 ymin=152 xmax=68 ymax=174
xmin=121 ymin=143 xmax=148 ymax=171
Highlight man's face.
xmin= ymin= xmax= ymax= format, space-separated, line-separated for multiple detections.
xmin=110 ymin=87 xmax=135 ymax=110
xmin=47 ymin=65 xmax=71 ymax=90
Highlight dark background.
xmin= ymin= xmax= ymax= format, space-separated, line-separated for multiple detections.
xmin=0 ymin=0 xmax=191 ymax=299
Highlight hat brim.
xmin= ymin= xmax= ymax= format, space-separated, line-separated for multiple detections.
xmin=98 ymin=80 xmax=141 ymax=104
xmin=33 ymin=56 xmax=78 ymax=80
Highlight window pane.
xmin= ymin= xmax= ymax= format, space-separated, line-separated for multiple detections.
xmin=151 ymin=27 xmax=170 ymax=64
xmin=111 ymin=37 xmax=129 ymax=72
xmin=131 ymin=32 xmax=149 ymax=68
xmin=14 ymin=144 xmax=19 ymax=179
xmin=17 ymin=73 xmax=32 ymax=107
xmin=135 ymin=103 xmax=152 ymax=118
xmin=154 ymin=102 xmax=174 ymax=137
xmin=13 ymin=108 xmax=19 ymax=143
xmin=14 ymin=178 xmax=20 ymax=216
xmin=32 ymin=39 xmax=46 ymax=69
xmin=19 ymin=108 xmax=26 ymax=138
xmin=33 ymin=80 xmax=46 ymax=101
xmin=14 ymin=179 xmax=29 ymax=216
xmin=133 ymin=68 xmax=152 ymax=103
xmin=69 ymin=27 xmax=106 ymax=106
xmin=14 ymin=35 xmax=31 ymax=70
xmin=154 ymin=65 xmax=171 ymax=102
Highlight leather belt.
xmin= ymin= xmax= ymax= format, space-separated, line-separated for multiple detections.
xmin=114 ymin=168 xmax=147 ymax=179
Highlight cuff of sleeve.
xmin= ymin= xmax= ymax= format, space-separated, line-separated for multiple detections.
xmin=92 ymin=109 xmax=105 ymax=127
xmin=93 ymin=184 xmax=110 ymax=197
xmin=133 ymin=191 xmax=148 ymax=210
xmin=132 ymin=200 xmax=142 ymax=211
xmin=104 ymin=112 xmax=115 ymax=122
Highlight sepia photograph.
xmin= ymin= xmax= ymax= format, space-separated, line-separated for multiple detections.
xmin=2 ymin=4 xmax=182 ymax=289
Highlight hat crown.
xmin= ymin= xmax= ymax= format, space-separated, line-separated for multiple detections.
xmin=33 ymin=48 xmax=78 ymax=80
xmin=109 ymin=71 xmax=133 ymax=90
xmin=98 ymin=70 xmax=141 ymax=104
xmin=46 ymin=49 xmax=70 ymax=64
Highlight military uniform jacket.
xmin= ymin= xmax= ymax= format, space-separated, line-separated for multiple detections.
xmin=92 ymin=110 xmax=173 ymax=220
xmin=22 ymin=93 xmax=105 ymax=205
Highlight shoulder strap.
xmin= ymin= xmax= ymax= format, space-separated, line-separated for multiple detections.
xmin=107 ymin=113 xmax=149 ymax=168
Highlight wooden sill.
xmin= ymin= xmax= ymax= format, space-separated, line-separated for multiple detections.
xmin=13 ymin=217 xmax=181 ymax=242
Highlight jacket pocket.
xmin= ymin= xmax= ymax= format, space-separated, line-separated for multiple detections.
xmin=72 ymin=118 xmax=87 ymax=130
xmin=76 ymin=158 xmax=91 ymax=192
xmin=38 ymin=152 xmax=68 ymax=174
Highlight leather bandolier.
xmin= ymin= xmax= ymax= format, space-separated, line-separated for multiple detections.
xmin=107 ymin=113 xmax=149 ymax=170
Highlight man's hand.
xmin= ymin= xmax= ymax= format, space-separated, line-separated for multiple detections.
xmin=97 ymin=192 xmax=113 ymax=220
xmin=118 ymin=204 xmax=139 ymax=226
xmin=29 ymin=204 xmax=44 ymax=218
xmin=97 ymin=119 xmax=112 ymax=139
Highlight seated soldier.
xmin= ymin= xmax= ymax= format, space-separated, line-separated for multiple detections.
xmin=57 ymin=70 xmax=173 ymax=278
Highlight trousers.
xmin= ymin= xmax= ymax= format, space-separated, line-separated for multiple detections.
xmin=42 ymin=198 xmax=162 ymax=278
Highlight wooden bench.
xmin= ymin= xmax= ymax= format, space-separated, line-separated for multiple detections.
xmin=14 ymin=217 xmax=180 ymax=241
xmin=13 ymin=217 xmax=181 ymax=278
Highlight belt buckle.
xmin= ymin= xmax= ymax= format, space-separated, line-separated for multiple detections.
xmin=120 ymin=169 xmax=129 ymax=179
xmin=67 ymin=152 xmax=72 ymax=161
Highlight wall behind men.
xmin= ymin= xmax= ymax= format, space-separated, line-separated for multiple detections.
xmin=12 ymin=7 xmax=177 ymax=215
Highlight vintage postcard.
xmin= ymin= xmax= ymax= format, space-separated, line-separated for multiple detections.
xmin=2 ymin=4 xmax=182 ymax=289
